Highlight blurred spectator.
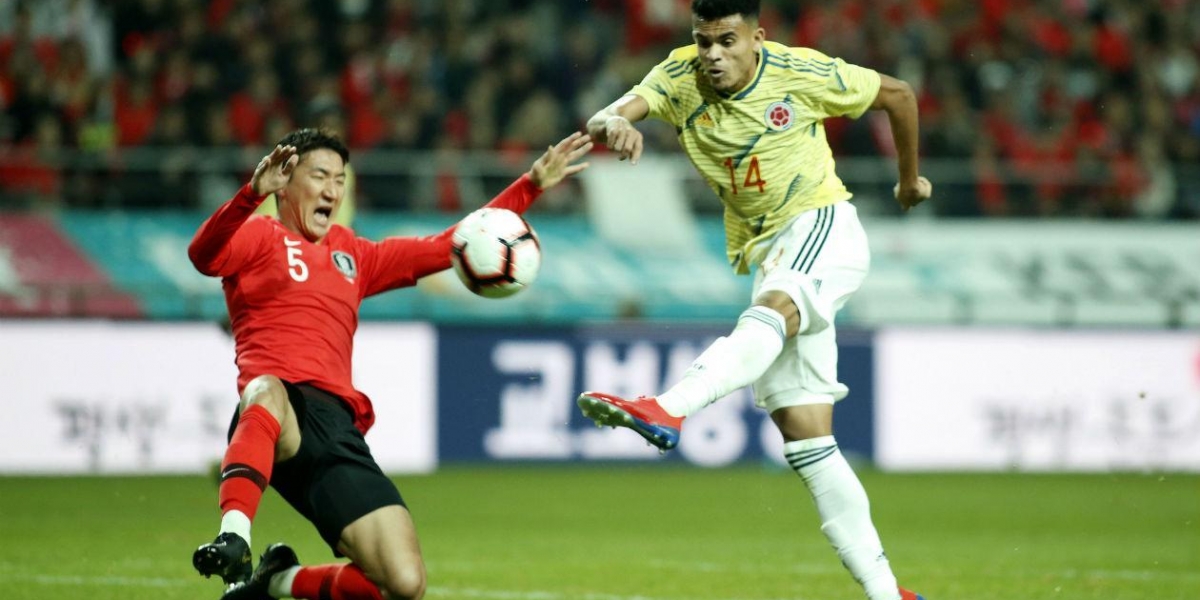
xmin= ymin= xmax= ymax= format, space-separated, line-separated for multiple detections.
xmin=228 ymin=70 xmax=290 ymax=146
xmin=114 ymin=77 xmax=158 ymax=147
xmin=0 ymin=113 xmax=64 ymax=208
xmin=0 ymin=0 xmax=113 ymax=76
xmin=0 ymin=0 xmax=1197 ymax=218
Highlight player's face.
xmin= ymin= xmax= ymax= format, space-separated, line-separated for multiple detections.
xmin=277 ymin=148 xmax=346 ymax=243
xmin=692 ymin=14 xmax=764 ymax=93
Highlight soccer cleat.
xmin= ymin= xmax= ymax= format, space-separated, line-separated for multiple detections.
xmin=221 ymin=543 xmax=299 ymax=600
xmin=899 ymin=587 xmax=926 ymax=600
xmin=576 ymin=392 xmax=684 ymax=451
xmin=193 ymin=531 xmax=252 ymax=585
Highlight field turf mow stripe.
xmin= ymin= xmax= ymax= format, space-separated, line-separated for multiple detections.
xmin=5 ymin=568 xmax=1199 ymax=595
xmin=0 ymin=573 xmax=796 ymax=600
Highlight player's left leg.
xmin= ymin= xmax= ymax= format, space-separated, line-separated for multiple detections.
xmin=776 ymin=407 xmax=923 ymax=600
xmin=758 ymin=313 xmax=906 ymax=600
xmin=223 ymin=505 xmax=425 ymax=600
xmin=336 ymin=505 xmax=426 ymax=599
xmin=755 ymin=203 xmax=919 ymax=600
xmin=772 ymin=401 xmax=905 ymax=600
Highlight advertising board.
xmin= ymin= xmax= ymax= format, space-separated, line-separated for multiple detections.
xmin=876 ymin=329 xmax=1200 ymax=471
xmin=0 ymin=321 xmax=437 ymax=474
xmin=436 ymin=325 xmax=875 ymax=467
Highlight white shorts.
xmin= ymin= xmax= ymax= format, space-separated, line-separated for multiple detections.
xmin=750 ymin=201 xmax=870 ymax=413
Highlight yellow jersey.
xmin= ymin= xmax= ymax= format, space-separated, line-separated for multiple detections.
xmin=630 ymin=41 xmax=881 ymax=274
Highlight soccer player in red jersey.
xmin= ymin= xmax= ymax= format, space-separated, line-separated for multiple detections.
xmin=189 ymin=128 xmax=592 ymax=600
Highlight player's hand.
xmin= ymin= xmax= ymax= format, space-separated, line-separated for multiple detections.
xmin=605 ymin=115 xmax=643 ymax=164
xmin=529 ymin=132 xmax=593 ymax=190
xmin=250 ymin=144 xmax=300 ymax=197
xmin=893 ymin=176 xmax=932 ymax=211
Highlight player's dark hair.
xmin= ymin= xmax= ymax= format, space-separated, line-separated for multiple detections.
xmin=691 ymin=0 xmax=760 ymax=21
xmin=276 ymin=128 xmax=350 ymax=165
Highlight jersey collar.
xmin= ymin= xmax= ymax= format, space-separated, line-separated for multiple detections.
xmin=722 ymin=45 xmax=768 ymax=101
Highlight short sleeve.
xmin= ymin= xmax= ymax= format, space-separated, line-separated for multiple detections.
xmin=628 ymin=54 xmax=687 ymax=126
xmin=797 ymin=49 xmax=881 ymax=120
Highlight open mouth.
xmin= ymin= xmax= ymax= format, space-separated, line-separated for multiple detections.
xmin=314 ymin=206 xmax=332 ymax=226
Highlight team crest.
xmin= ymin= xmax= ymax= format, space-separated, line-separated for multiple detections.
xmin=765 ymin=101 xmax=794 ymax=131
xmin=332 ymin=251 xmax=357 ymax=279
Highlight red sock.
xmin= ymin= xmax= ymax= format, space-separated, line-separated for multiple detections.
xmin=218 ymin=404 xmax=280 ymax=520
xmin=291 ymin=564 xmax=382 ymax=600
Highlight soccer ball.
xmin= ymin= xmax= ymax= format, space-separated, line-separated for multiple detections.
xmin=450 ymin=207 xmax=541 ymax=298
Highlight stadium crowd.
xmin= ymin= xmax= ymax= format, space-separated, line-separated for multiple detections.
xmin=1 ymin=0 xmax=1199 ymax=218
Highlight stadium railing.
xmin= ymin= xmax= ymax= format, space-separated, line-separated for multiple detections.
xmin=0 ymin=149 xmax=1197 ymax=327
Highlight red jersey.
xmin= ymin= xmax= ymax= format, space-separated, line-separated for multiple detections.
xmin=190 ymin=174 xmax=543 ymax=433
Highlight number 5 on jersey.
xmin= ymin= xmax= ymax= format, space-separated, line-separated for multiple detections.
xmin=723 ymin=155 xmax=766 ymax=195
xmin=285 ymin=237 xmax=309 ymax=282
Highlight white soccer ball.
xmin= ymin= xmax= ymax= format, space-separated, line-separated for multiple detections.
xmin=450 ymin=207 xmax=542 ymax=298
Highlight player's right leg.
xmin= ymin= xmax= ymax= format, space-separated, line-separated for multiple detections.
xmin=194 ymin=375 xmax=302 ymax=585
xmin=577 ymin=302 xmax=789 ymax=450
xmin=577 ymin=287 xmax=798 ymax=450
xmin=228 ymin=385 xmax=420 ymax=600
xmin=578 ymin=206 xmax=857 ymax=449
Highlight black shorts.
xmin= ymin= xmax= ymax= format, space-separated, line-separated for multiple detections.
xmin=228 ymin=381 xmax=405 ymax=554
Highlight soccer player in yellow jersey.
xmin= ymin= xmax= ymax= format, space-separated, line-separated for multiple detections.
xmin=576 ymin=1 xmax=931 ymax=599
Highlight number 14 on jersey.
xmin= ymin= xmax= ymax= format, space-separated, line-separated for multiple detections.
xmin=723 ymin=155 xmax=766 ymax=195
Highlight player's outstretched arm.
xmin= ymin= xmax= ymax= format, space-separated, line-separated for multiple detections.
xmin=529 ymin=131 xmax=594 ymax=190
xmin=870 ymin=74 xmax=932 ymax=210
xmin=189 ymin=145 xmax=299 ymax=275
xmin=377 ymin=132 xmax=595 ymax=289
xmin=586 ymin=94 xmax=650 ymax=164
xmin=250 ymin=144 xmax=299 ymax=196
xmin=462 ymin=131 xmax=594 ymax=220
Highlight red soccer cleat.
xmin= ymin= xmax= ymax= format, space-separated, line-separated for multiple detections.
xmin=899 ymin=587 xmax=926 ymax=600
xmin=576 ymin=392 xmax=684 ymax=451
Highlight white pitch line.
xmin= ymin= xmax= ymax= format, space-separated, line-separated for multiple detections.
xmin=12 ymin=574 xmax=191 ymax=587
xmin=6 ymin=569 xmax=1200 ymax=599
xmin=0 ymin=574 xmax=796 ymax=600
xmin=426 ymin=587 xmax=796 ymax=600
xmin=1057 ymin=568 xmax=1200 ymax=582
xmin=643 ymin=558 xmax=842 ymax=576
xmin=428 ymin=587 xmax=658 ymax=600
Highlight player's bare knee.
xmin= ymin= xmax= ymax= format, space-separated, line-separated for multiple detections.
xmin=240 ymin=375 xmax=289 ymax=419
xmin=379 ymin=561 xmax=426 ymax=600
xmin=752 ymin=290 xmax=801 ymax=337
xmin=770 ymin=404 xmax=834 ymax=442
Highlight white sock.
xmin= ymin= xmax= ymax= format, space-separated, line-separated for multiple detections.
xmin=220 ymin=510 xmax=252 ymax=548
xmin=657 ymin=306 xmax=787 ymax=417
xmin=785 ymin=436 xmax=899 ymax=600
xmin=268 ymin=566 xmax=301 ymax=598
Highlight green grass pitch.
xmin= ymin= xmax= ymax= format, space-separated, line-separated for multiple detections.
xmin=0 ymin=465 xmax=1196 ymax=600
